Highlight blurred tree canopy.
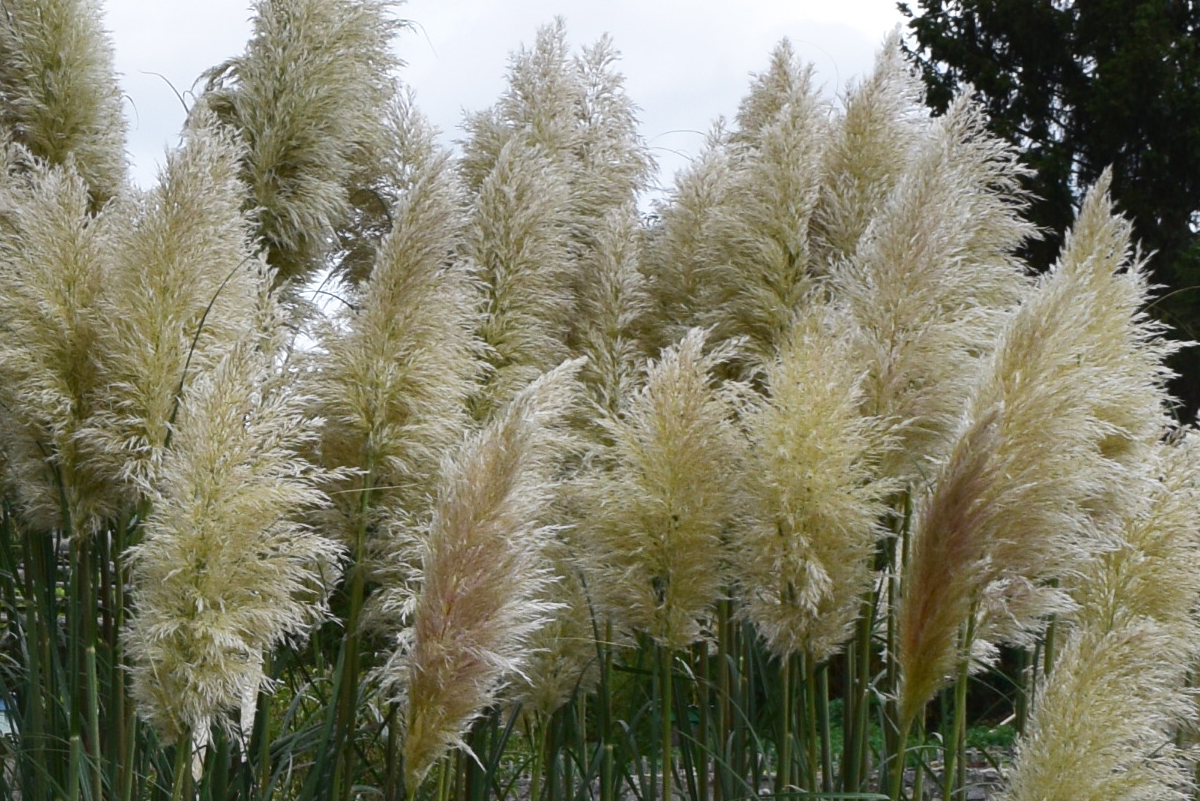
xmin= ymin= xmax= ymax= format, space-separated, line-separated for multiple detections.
xmin=899 ymin=0 xmax=1200 ymax=417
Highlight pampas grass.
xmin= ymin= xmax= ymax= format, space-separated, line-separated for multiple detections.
xmin=82 ymin=115 xmax=261 ymax=506
xmin=734 ymin=312 xmax=892 ymax=663
xmin=584 ymin=328 xmax=744 ymax=651
xmin=0 ymin=0 xmax=126 ymax=206
xmin=811 ymin=32 xmax=922 ymax=268
xmin=391 ymin=360 xmax=581 ymax=790
xmin=896 ymin=175 xmax=1175 ymax=732
xmin=125 ymin=285 xmax=342 ymax=746
xmin=705 ymin=41 xmax=828 ymax=364
xmin=465 ymin=138 xmax=573 ymax=414
xmin=307 ymin=94 xmax=480 ymax=552
xmin=0 ymin=152 xmax=114 ymax=532
xmin=2 ymin=21 xmax=1198 ymax=801
xmin=831 ymin=91 xmax=1034 ymax=479
xmin=198 ymin=0 xmax=403 ymax=286
xmin=1002 ymin=438 xmax=1200 ymax=801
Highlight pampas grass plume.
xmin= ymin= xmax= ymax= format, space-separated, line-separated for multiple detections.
xmin=896 ymin=176 xmax=1173 ymax=728
xmin=735 ymin=312 xmax=892 ymax=662
xmin=705 ymin=41 xmax=828 ymax=363
xmin=308 ymin=95 xmax=480 ymax=547
xmin=0 ymin=153 xmax=113 ymax=531
xmin=1002 ymin=436 xmax=1200 ymax=801
xmin=832 ymin=91 xmax=1033 ymax=478
xmin=84 ymin=115 xmax=261 ymax=502
xmin=586 ymin=329 xmax=745 ymax=650
xmin=126 ymin=297 xmax=342 ymax=743
xmin=198 ymin=0 xmax=403 ymax=285
xmin=811 ymin=32 xmax=922 ymax=267
xmin=0 ymin=0 xmax=126 ymax=206
xmin=396 ymin=360 xmax=582 ymax=788
xmin=466 ymin=138 xmax=574 ymax=414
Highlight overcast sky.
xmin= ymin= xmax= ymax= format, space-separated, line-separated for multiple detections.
xmin=99 ymin=1 xmax=907 ymax=191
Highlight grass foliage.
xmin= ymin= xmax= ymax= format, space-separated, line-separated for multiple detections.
xmin=0 ymin=4 xmax=1197 ymax=801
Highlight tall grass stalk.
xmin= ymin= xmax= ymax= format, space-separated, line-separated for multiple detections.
xmin=2 ymin=18 xmax=1197 ymax=801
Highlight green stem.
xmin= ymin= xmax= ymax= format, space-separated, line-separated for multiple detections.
xmin=911 ymin=713 xmax=926 ymax=801
xmin=333 ymin=471 xmax=374 ymax=801
xmin=171 ymin=734 xmax=192 ymax=801
xmin=385 ymin=704 xmax=400 ymax=801
xmin=943 ymin=621 xmax=974 ymax=801
xmin=817 ymin=664 xmax=832 ymax=795
xmin=87 ymin=644 xmax=102 ymax=801
xmin=775 ymin=656 xmax=792 ymax=796
xmin=697 ymin=643 xmax=710 ymax=801
xmin=887 ymin=716 xmax=912 ymax=801
xmin=802 ymin=655 xmax=818 ymax=791
xmin=661 ymin=644 xmax=675 ymax=801
xmin=530 ymin=717 xmax=547 ymax=801
xmin=1043 ymin=616 xmax=1058 ymax=675
xmin=716 ymin=602 xmax=731 ymax=801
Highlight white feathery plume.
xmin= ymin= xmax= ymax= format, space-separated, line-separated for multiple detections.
xmin=465 ymin=138 xmax=574 ymax=415
xmin=734 ymin=311 xmax=893 ymax=662
xmin=583 ymin=329 xmax=745 ymax=650
xmin=390 ymin=360 xmax=582 ymax=789
xmin=198 ymin=0 xmax=403 ymax=285
xmin=83 ymin=114 xmax=261 ymax=504
xmin=896 ymin=176 xmax=1177 ymax=728
xmin=0 ymin=153 xmax=114 ymax=532
xmin=1001 ymin=436 xmax=1200 ymax=801
xmin=831 ymin=91 xmax=1035 ymax=480
xmin=0 ymin=0 xmax=126 ymax=205
xmin=811 ymin=31 xmax=923 ymax=269
xmin=126 ymin=280 xmax=343 ymax=745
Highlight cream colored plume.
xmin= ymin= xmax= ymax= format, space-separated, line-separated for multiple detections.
xmin=394 ymin=360 xmax=581 ymax=789
xmin=307 ymin=94 xmax=480 ymax=558
xmin=831 ymin=91 xmax=1034 ymax=479
xmin=811 ymin=31 xmax=923 ymax=268
xmin=197 ymin=0 xmax=403 ymax=285
xmin=0 ymin=154 xmax=115 ymax=533
xmin=83 ymin=115 xmax=261 ymax=505
xmin=640 ymin=133 xmax=734 ymax=355
xmin=896 ymin=176 xmax=1177 ymax=729
xmin=465 ymin=138 xmax=574 ymax=415
xmin=1002 ymin=437 xmax=1200 ymax=801
xmin=734 ymin=312 xmax=892 ymax=662
xmin=572 ymin=208 xmax=649 ymax=418
xmin=126 ymin=288 xmax=343 ymax=744
xmin=703 ymin=40 xmax=829 ymax=364
xmin=0 ymin=0 xmax=126 ymax=206
xmin=584 ymin=329 xmax=745 ymax=650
